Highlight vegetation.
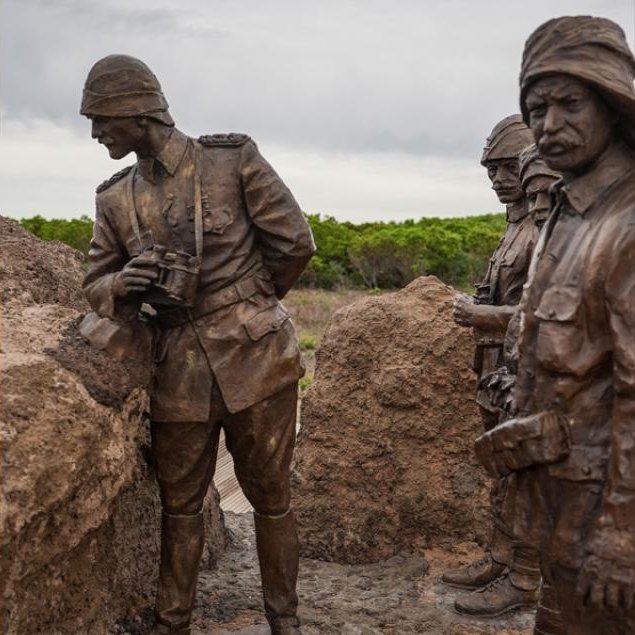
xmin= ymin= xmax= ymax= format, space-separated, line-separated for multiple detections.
xmin=20 ymin=215 xmax=94 ymax=256
xmin=19 ymin=211 xmax=505 ymax=291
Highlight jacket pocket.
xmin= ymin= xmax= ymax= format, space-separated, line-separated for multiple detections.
xmin=203 ymin=205 xmax=233 ymax=234
xmin=535 ymin=286 xmax=582 ymax=370
xmin=244 ymin=304 xmax=290 ymax=341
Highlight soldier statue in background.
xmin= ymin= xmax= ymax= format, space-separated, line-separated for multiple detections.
xmin=474 ymin=143 xmax=564 ymax=633
xmin=445 ymin=115 xmax=542 ymax=617
xmin=80 ymin=54 xmax=315 ymax=635
xmin=475 ymin=15 xmax=635 ymax=635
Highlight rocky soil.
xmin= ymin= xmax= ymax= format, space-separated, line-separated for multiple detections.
xmin=179 ymin=513 xmax=533 ymax=635
xmin=0 ymin=217 xmax=226 ymax=635
xmin=292 ymin=276 xmax=491 ymax=564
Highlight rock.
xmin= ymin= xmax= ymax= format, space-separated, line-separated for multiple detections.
xmin=0 ymin=217 xmax=227 ymax=635
xmin=292 ymin=276 xmax=490 ymax=564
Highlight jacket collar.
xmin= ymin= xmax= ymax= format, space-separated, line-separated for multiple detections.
xmin=552 ymin=142 xmax=635 ymax=215
xmin=137 ymin=128 xmax=189 ymax=183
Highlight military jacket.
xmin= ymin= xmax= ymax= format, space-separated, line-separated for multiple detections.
xmin=473 ymin=201 xmax=539 ymax=378
xmin=514 ymin=143 xmax=635 ymax=562
xmin=84 ymin=129 xmax=315 ymax=420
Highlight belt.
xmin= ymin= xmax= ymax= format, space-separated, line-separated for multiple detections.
xmin=155 ymin=274 xmax=274 ymax=330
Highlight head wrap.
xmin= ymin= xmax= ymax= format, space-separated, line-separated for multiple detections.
xmin=481 ymin=114 xmax=534 ymax=165
xmin=519 ymin=143 xmax=560 ymax=185
xmin=520 ymin=16 xmax=635 ymax=146
xmin=80 ymin=54 xmax=174 ymax=126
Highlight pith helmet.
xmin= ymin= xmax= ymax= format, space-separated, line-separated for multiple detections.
xmin=80 ymin=54 xmax=174 ymax=125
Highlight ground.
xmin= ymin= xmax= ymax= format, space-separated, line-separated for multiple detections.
xmin=185 ymin=513 xmax=533 ymax=635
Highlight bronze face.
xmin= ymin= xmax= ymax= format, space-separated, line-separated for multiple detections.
xmin=485 ymin=158 xmax=524 ymax=204
xmin=524 ymin=75 xmax=616 ymax=174
xmin=90 ymin=115 xmax=148 ymax=160
xmin=524 ymin=174 xmax=557 ymax=227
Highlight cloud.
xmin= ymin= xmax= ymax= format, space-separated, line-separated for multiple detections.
xmin=2 ymin=0 xmax=633 ymax=219
xmin=0 ymin=115 xmax=498 ymax=221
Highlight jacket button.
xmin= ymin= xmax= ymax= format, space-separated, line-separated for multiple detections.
xmin=548 ymin=309 xmax=556 ymax=317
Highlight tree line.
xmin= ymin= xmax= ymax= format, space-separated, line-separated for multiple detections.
xmin=19 ymin=212 xmax=506 ymax=290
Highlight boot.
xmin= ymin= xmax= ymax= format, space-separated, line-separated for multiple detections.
xmin=454 ymin=544 xmax=540 ymax=618
xmin=154 ymin=511 xmax=205 ymax=633
xmin=254 ymin=510 xmax=302 ymax=635
xmin=442 ymin=554 xmax=506 ymax=590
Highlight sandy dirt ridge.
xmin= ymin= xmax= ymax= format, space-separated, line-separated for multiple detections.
xmin=0 ymin=217 xmax=226 ymax=635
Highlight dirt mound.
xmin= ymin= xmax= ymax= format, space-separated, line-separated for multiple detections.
xmin=0 ymin=216 xmax=87 ymax=308
xmin=0 ymin=217 xmax=226 ymax=634
xmin=292 ymin=276 xmax=490 ymax=564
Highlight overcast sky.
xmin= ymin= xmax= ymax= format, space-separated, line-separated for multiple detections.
xmin=1 ymin=0 xmax=634 ymax=222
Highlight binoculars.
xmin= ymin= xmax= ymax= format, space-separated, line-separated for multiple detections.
xmin=141 ymin=244 xmax=200 ymax=307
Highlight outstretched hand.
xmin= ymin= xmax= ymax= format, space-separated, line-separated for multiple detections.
xmin=113 ymin=254 xmax=159 ymax=299
xmin=453 ymin=293 xmax=476 ymax=327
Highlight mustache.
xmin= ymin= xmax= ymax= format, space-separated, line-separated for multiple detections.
xmin=538 ymin=136 xmax=578 ymax=154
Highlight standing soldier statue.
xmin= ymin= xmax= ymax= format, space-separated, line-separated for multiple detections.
xmin=446 ymin=115 xmax=543 ymax=617
xmin=80 ymin=54 xmax=315 ymax=635
xmin=475 ymin=15 xmax=635 ymax=635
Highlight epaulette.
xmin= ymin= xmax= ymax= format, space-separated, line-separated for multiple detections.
xmin=96 ymin=165 xmax=134 ymax=194
xmin=198 ymin=133 xmax=251 ymax=147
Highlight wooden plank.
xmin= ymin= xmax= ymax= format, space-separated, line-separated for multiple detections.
xmin=214 ymin=430 xmax=252 ymax=513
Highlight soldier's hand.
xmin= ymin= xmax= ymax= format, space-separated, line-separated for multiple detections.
xmin=453 ymin=293 xmax=476 ymax=327
xmin=112 ymin=255 xmax=159 ymax=298
xmin=577 ymin=552 xmax=635 ymax=612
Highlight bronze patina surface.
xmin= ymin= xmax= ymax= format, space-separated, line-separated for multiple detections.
xmin=81 ymin=54 xmax=314 ymax=635
xmin=446 ymin=115 xmax=542 ymax=618
xmin=476 ymin=15 xmax=635 ymax=635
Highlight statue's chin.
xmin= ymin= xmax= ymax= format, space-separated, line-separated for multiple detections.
xmin=107 ymin=146 xmax=131 ymax=160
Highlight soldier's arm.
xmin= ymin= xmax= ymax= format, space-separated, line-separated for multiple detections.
xmin=588 ymin=219 xmax=635 ymax=558
xmin=454 ymin=294 xmax=516 ymax=340
xmin=576 ymin=216 xmax=635 ymax=610
xmin=240 ymin=140 xmax=316 ymax=299
xmin=83 ymin=199 xmax=146 ymax=319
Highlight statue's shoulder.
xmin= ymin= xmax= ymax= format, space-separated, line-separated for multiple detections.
xmin=197 ymin=133 xmax=251 ymax=148
xmin=96 ymin=165 xmax=134 ymax=194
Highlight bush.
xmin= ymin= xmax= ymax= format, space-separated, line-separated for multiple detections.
xmin=18 ymin=211 xmax=507 ymax=291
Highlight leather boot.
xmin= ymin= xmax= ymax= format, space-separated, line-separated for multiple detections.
xmin=154 ymin=511 xmax=205 ymax=634
xmin=534 ymin=583 xmax=565 ymax=635
xmin=254 ymin=510 xmax=302 ymax=635
xmin=441 ymin=553 xmax=506 ymax=590
xmin=454 ymin=544 xmax=540 ymax=618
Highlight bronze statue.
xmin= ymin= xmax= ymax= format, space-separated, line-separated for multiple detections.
xmin=476 ymin=145 xmax=561 ymax=424
xmin=446 ymin=116 xmax=543 ymax=617
xmin=80 ymin=54 xmax=315 ymax=635
xmin=475 ymin=15 xmax=635 ymax=635
xmin=468 ymin=144 xmax=564 ymax=631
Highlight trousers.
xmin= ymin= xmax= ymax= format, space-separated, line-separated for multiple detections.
xmin=151 ymin=381 xmax=299 ymax=629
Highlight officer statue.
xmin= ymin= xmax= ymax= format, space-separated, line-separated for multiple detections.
xmin=445 ymin=115 xmax=543 ymax=617
xmin=475 ymin=15 xmax=635 ymax=635
xmin=80 ymin=55 xmax=315 ymax=635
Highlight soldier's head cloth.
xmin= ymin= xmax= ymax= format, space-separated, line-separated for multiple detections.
xmin=519 ymin=143 xmax=560 ymax=186
xmin=480 ymin=114 xmax=534 ymax=165
xmin=80 ymin=54 xmax=174 ymax=126
xmin=520 ymin=16 xmax=635 ymax=147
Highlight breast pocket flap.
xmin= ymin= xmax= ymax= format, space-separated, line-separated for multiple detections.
xmin=535 ymin=286 xmax=581 ymax=322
